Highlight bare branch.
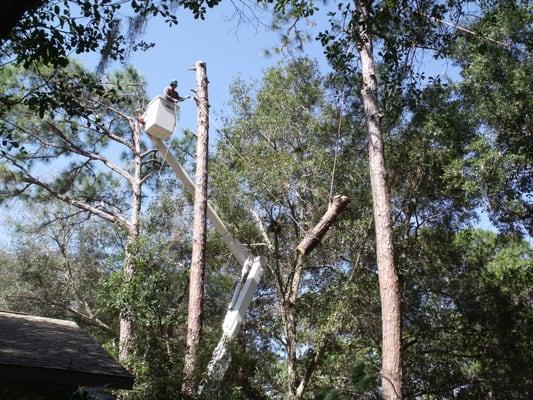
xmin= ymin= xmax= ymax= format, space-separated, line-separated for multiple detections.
xmin=24 ymin=295 xmax=114 ymax=335
xmin=140 ymin=148 xmax=158 ymax=159
xmin=295 ymin=339 xmax=330 ymax=399
xmin=46 ymin=121 xmax=134 ymax=182
xmin=86 ymin=112 xmax=135 ymax=150
xmin=140 ymin=171 xmax=153 ymax=184
xmin=7 ymin=159 xmax=130 ymax=229
xmin=251 ymin=208 xmax=274 ymax=251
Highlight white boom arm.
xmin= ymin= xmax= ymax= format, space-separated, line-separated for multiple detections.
xmin=148 ymin=134 xmax=265 ymax=336
xmin=145 ymin=107 xmax=266 ymax=391
xmin=222 ymin=255 xmax=265 ymax=336
xmin=149 ymin=136 xmax=252 ymax=266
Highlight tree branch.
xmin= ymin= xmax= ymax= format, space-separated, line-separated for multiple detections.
xmin=141 ymin=149 xmax=158 ymax=159
xmin=46 ymin=121 xmax=134 ymax=182
xmin=295 ymin=339 xmax=330 ymax=399
xmin=295 ymin=195 xmax=350 ymax=256
xmin=8 ymin=159 xmax=130 ymax=229
xmin=24 ymin=295 xmax=115 ymax=336
xmin=251 ymin=209 xmax=274 ymax=251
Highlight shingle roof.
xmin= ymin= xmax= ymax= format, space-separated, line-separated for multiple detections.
xmin=0 ymin=311 xmax=134 ymax=389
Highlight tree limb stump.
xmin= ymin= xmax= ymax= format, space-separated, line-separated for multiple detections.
xmin=296 ymin=195 xmax=350 ymax=256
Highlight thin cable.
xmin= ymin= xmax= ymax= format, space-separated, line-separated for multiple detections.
xmin=426 ymin=13 xmax=531 ymax=57
xmin=328 ymin=88 xmax=346 ymax=205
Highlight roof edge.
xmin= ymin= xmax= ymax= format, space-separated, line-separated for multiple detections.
xmin=0 ymin=364 xmax=134 ymax=390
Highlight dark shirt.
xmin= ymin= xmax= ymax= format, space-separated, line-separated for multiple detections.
xmin=164 ymin=86 xmax=184 ymax=103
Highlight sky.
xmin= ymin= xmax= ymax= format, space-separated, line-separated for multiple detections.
xmin=1 ymin=2 xmax=501 ymax=248
xmin=92 ymin=2 xmax=331 ymax=135
xmin=85 ymin=1 xmax=462 ymax=138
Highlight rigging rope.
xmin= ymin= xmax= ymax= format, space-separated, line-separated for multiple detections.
xmin=424 ymin=12 xmax=531 ymax=57
xmin=328 ymin=88 xmax=346 ymax=206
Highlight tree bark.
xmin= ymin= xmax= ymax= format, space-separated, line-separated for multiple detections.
xmin=282 ymin=196 xmax=351 ymax=399
xmin=119 ymin=118 xmax=143 ymax=363
xmin=296 ymin=195 xmax=350 ymax=256
xmin=355 ymin=1 xmax=403 ymax=399
xmin=182 ymin=60 xmax=209 ymax=398
xmin=285 ymin=254 xmax=302 ymax=400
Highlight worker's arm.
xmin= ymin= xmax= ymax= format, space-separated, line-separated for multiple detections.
xmin=175 ymin=92 xmax=191 ymax=102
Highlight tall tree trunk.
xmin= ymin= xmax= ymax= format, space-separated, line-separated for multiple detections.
xmin=283 ymin=196 xmax=351 ymax=399
xmin=355 ymin=1 xmax=403 ymax=399
xmin=182 ymin=60 xmax=209 ymax=398
xmin=119 ymin=118 xmax=143 ymax=363
xmin=285 ymin=254 xmax=303 ymax=400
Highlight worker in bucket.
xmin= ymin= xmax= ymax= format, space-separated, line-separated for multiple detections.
xmin=164 ymin=79 xmax=190 ymax=103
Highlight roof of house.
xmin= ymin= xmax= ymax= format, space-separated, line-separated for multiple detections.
xmin=0 ymin=311 xmax=134 ymax=389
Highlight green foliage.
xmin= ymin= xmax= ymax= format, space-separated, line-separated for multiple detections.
xmin=0 ymin=0 xmax=225 ymax=152
xmin=1 ymin=5 xmax=532 ymax=397
xmin=0 ymin=203 xmax=119 ymax=339
xmin=402 ymin=228 xmax=533 ymax=398
xmin=99 ymin=243 xmax=189 ymax=399
xmin=210 ymin=57 xmax=379 ymax=398
xmin=0 ymin=62 xmax=152 ymax=220
xmin=452 ymin=0 xmax=532 ymax=235
xmin=2 ymin=0 xmax=223 ymax=70
xmin=386 ymin=82 xmax=479 ymax=234
xmin=313 ymin=388 xmax=352 ymax=400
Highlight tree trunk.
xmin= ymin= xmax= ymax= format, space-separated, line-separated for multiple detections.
xmin=355 ymin=1 xmax=403 ymax=399
xmin=119 ymin=118 xmax=143 ymax=363
xmin=285 ymin=254 xmax=302 ymax=400
xmin=182 ymin=60 xmax=209 ymax=398
xmin=283 ymin=196 xmax=351 ymax=400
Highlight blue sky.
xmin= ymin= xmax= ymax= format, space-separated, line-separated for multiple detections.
xmin=111 ymin=2 xmax=461 ymax=135
xmin=91 ymin=2 xmax=331 ymax=134
xmin=89 ymin=1 xmax=463 ymax=139
xmin=2 ymin=2 xmax=495 ymax=247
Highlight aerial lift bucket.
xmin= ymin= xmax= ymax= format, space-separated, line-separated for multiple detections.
xmin=142 ymin=96 xmax=176 ymax=140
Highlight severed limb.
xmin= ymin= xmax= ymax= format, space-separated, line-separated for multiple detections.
xmin=200 ymin=195 xmax=350 ymax=396
xmin=296 ymin=195 xmax=350 ymax=256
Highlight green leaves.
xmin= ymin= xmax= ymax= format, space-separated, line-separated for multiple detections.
xmin=402 ymin=228 xmax=533 ymax=398
xmin=451 ymin=1 xmax=532 ymax=235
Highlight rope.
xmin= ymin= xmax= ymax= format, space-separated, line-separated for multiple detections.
xmin=425 ymin=12 xmax=531 ymax=57
xmin=328 ymin=88 xmax=346 ymax=206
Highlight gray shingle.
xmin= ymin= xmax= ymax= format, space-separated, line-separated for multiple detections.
xmin=0 ymin=311 xmax=133 ymax=389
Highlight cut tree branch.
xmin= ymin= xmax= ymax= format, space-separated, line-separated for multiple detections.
xmin=296 ymin=195 xmax=350 ymax=256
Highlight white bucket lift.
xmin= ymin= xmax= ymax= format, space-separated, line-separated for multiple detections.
xmin=143 ymin=95 xmax=266 ymax=391
xmin=142 ymin=96 xmax=176 ymax=140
